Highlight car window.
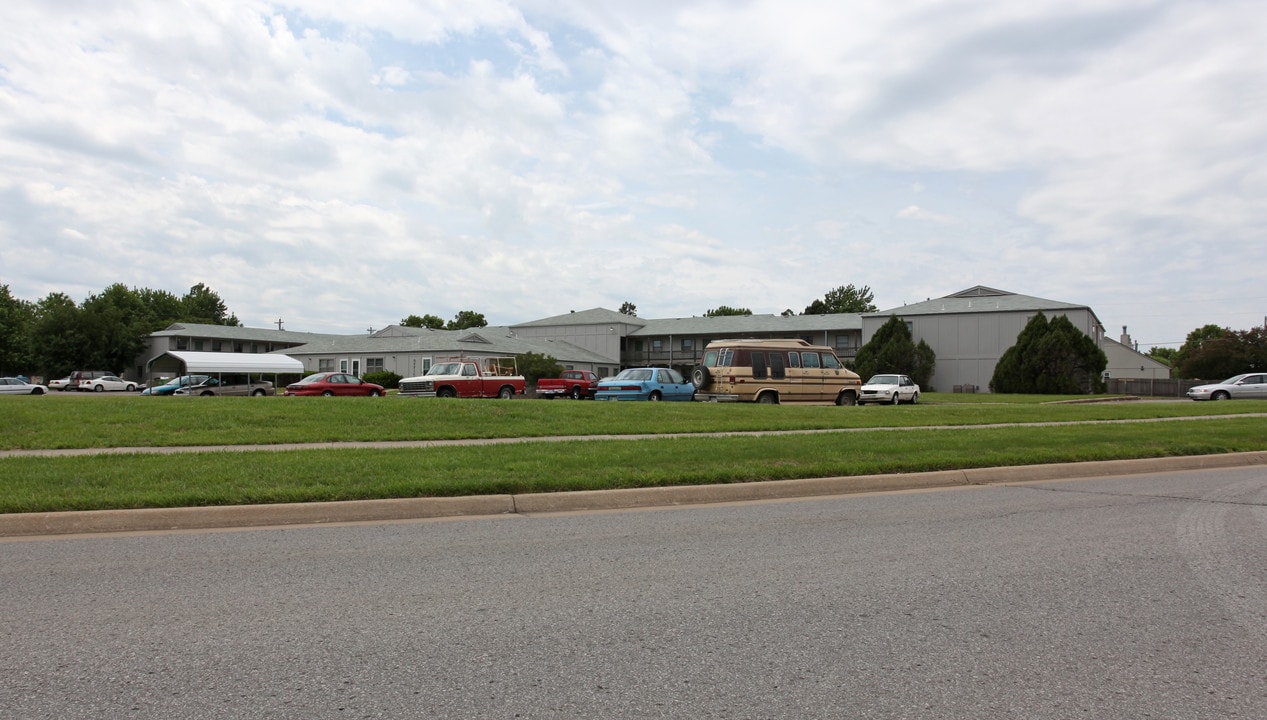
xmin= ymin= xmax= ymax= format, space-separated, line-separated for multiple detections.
xmin=702 ymin=350 xmax=718 ymax=368
xmin=752 ymin=352 xmax=767 ymax=380
xmin=801 ymin=352 xmax=820 ymax=369
xmin=821 ymin=354 xmax=841 ymax=370
xmin=667 ymin=369 xmax=686 ymax=384
xmin=462 ymin=364 xmax=477 ymax=377
xmin=788 ymin=352 xmax=800 ymax=368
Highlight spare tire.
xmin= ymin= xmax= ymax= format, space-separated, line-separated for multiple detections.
xmin=691 ymin=365 xmax=711 ymax=388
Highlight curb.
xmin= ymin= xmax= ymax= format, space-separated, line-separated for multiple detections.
xmin=3 ymin=451 xmax=1265 ymax=538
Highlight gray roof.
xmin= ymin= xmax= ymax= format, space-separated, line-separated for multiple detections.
xmin=630 ymin=312 xmax=861 ymax=336
xmin=286 ymin=326 xmax=612 ymax=365
xmin=154 ymin=322 xmax=336 ymax=344
xmin=512 ymin=307 xmax=645 ymax=328
xmin=871 ymin=286 xmax=1091 ymax=317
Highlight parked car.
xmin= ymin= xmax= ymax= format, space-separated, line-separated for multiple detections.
xmin=80 ymin=375 xmax=138 ymax=392
xmin=284 ymin=372 xmax=385 ymax=397
xmin=0 ymin=377 xmax=48 ymax=395
xmin=1186 ymin=373 xmax=1267 ymax=401
xmin=176 ymin=375 xmax=275 ymax=396
xmin=859 ymin=374 xmax=921 ymax=405
xmin=47 ymin=377 xmax=73 ymax=391
xmin=142 ymin=375 xmax=211 ymax=396
xmin=595 ymin=367 xmax=695 ymax=401
xmin=68 ymin=370 xmax=113 ymax=390
xmin=536 ymin=370 xmax=601 ymax=399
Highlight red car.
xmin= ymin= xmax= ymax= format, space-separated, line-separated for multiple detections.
xmin=285 ymin=372 xmax=385 ymax=397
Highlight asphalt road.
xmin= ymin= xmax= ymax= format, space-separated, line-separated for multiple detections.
xmin=2 ymin=467 xmax=1264 ymax=719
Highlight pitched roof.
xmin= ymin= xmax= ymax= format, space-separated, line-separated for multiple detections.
xmin=147 ymin=351 xmax=304 ymax=374
xmin=871 ymin=286 xmax=1091 ymax=317
xmin=153 ymin=322 xmax=335 ymax=344
xmin=512 ymin=307 xmax=646 ymax=328
xmin=285 ymin=326 xmax=612 ymax=365
xmin=630 ymin=312 xmax=861 ymax=336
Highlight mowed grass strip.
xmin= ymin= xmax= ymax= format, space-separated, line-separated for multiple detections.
xmin=2 ymin=418 xmax=1263 ymax=513
xmin=3 ymin=394 xmax=1266 ymax=450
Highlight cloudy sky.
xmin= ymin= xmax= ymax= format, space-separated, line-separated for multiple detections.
xmin=2 ymin=0 xmax=1264 ymax=348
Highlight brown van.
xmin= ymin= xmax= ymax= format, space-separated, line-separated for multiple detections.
xmin=691 ymin=339 xmax=861 ymax=405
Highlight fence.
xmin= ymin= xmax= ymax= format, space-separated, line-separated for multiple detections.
xmin=1106 ymin=378 xmax=1201 ymax=398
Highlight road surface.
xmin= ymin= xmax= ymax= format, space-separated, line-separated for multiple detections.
xmin=2 ymin=467 xmax=1264 ymax=718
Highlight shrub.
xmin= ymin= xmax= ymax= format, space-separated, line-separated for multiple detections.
xmin=362 ymin=371 xmax=402 ymax=389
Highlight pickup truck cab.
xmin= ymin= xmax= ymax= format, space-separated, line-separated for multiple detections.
xmin=535 ymin=370 xmax=600 ymax=399
xmin=398 ymin=357 xmax=526 ymax=399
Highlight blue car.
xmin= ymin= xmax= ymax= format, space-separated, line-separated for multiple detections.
xmin=142 ymin=374 xmax=211 ymax=396
xmin=594 ymin=367 xmax=695 ymax=401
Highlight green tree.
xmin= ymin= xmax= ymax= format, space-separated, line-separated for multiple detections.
xmin=853 ymin=315 xmax=936 ymax=389
xmin=803 ymin=284 xmax=877 ymax=314
xmin=446 ymin=310 xmax=488 ymax=330
xmin=704 ymin=305 xmax=752 ymax=317
xmin=401 ymin=314 xmax=445 ymax=329
xmin=181 ymin=283 xmax=239 ymax=325
xmin=80 ymin=284 xmax=151 ymax=374
xmin=137 ymin=288 xmax=185 ymax=330
xmin=1174 ymin=325 xmax=1266 ymax=379
xmin=27 ymin=292 xmax=91 ymax=377
xmin=0 ymin=283 xmax=34 ymax=375
xmin=991 ymin=313 xmax=1107 ymax=394
xmin=517 ymin=352 xmax=564 ymax=387
xmin=1147 ymin=347 xmax=1178 ymax=367
xmin=619 ymin=302 xmax=637 ymax=317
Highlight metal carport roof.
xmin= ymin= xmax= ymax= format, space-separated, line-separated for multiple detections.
xmin=146 ymin=351 xmax=304 ymax=377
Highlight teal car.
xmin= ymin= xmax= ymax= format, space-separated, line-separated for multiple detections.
xmin=142 ymin=374 xmax=210 ymax=396
xmin=594 ymin=367 xmax=695 ymax=401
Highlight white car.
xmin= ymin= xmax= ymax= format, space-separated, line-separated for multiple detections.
xmin=1186 ymin=373 xmax=1267 ymax=400
xmin=0 ymin=377 xmax=49 ymax=395
xmin=859 ymin=374 xmax=920 ymax=405
xmin=80 ymin=375 xmax=138 ymax=392
xmin=48 ymin=377 xmax=74 ymax=391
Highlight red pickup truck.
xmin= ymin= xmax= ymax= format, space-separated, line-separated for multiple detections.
xmin=398 ymin=357 xmax=526 ymax=399
xmin=535 ymin=370 xmax=600 ymax=399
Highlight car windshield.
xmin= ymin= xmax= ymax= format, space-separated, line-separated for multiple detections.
xmin=614 ymin=368 xmax=653 ymax=381
xmin=427 ymin=363 xmax=462 ymax=376
xmin=867 ymin=375 xmax=899 ymax=385
xmin=1219 ymin=375 xmax=1247 ymax=385
xmin=293 ymin=374 xmax=329 ymax=385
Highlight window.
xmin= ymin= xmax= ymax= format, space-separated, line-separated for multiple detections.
xmin=366 ymin=358 xmax=384 ymax=374
xmin=652 ymin=339 xmax=663 ymax=351
xmin=194 ymin=340 xmax=204 ymax=351
xmin=681 ymin=338 xmax=694 ymax=351
xmin=212 ymin=340 xmax=222 ymax=352
xmin=834 ymin=335 xmax=854 ymax=350
xmin=318 ymin=358 xmax=336 ymax=372
xmin=770 ymin=352 xmax=786 ymax=379
xmin=175 ymin=337 xmax=188 ymax=350
xmin=234 ymin=343 xmax=244 ymax=353
xmin=801 ymin=352 xmax=821 ymax=369
xmin=788 ymin=352 xmax=801 ymax=368
xmin=751 ymin=352 xmax=768 ymax=380
xmin=634 ymin=340 xmax=644 ymax=352
xmin=821 ymin=353 xmax=841 ymax=370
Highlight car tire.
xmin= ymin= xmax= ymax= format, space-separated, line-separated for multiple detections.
xmin=757 ymin=392 xmax=777 ymax=404
xmin=910 ymin=392 xmax=919 ymax=405
xmin=691 ymin=365 xmax=711 ymax=389
xmin=125 ymin=384 xmax=136 ymax=392
xmin=251 ymin=389 xmax=266 ymax=396
xmin=890 ymin=392 xmax=900 ymax=405
xmin=321 ymin=390 xmax=334 ymax=397
xmin=836 ymin=391 xmax=857 ymax=406
xmin=437 ymin=388 xmax=456 ymax=399
xmin=93 ymin=385 xmax=104 ymax=392
xmin=570 ymin=386 xmax=582 ymax=400
xmin=498 ymin=386 xmax=514 ymax=399
xmin=648 ymin=390 xmax=662 ymax=401
xmin=369 ymin=389 xmax=382 ymax=397
xmin=1212 ymin=390 xmax=1230 ymax=400
xmin=31 ymin=387 xmax=45 ymax=395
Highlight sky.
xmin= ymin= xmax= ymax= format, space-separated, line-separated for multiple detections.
xmin=2 ymin=0 xmax=1264 ymax=349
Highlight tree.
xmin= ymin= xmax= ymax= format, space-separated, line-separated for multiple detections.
xmin=0 ymin=283 xmax=34 ymax=375
xmin=181 ymin=283 xmax=239 ymax=325
xmin=619 ymin=302 xmax=637 ymax=317
xmin=853 ymin=315 xmax=935 ymax=389
xmin=990 ymin=312 xmax=1107 ymax=394
xmin=1147 ymin=347 xmax=1178 ymax=367
xmin=803 ymin=284 xmax=877 ymax=314
xmin=1174 ymin=325 xmax=1267 ymax=379
xmin=27 ymin=292 xmax=90 ymax=378
xmin=704 ymin=305 xmax=752 ymax=317
xmin=80 ymin=284 xmax=151 ymax=374
xmin=401 ymin=314 xmax=445 ymax=329
xmin=517 ymin=352 xmax=564 ymax=387
xmin=447 ymin=310 xmax=488 ymax=330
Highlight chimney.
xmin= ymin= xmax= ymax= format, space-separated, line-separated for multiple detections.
xmin=1120 ymin=325 xmax=1132 ymax=347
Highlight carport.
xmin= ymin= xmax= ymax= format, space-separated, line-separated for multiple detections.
xmin=146 ymin=351 xmax=305 ymax=394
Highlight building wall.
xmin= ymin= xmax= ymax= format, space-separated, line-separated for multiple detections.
xmin=512 ymin=323 xmax=631 ymax=364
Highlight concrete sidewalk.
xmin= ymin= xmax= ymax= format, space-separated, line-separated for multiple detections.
xmin=4 ymin=451 xmax=1264 ymax=538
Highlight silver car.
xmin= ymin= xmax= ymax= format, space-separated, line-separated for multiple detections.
xmin=1186 ymin=373 xmax=1267 ymax=400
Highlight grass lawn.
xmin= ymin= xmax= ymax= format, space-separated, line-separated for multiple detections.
xmin=2 ymin=394 xmax=1265 ymax=513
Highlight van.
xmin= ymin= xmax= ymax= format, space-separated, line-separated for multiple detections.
xmin=68 ymin=370 xmax=113 ymax=391
xmin=691 ymin=339 xmax=861 ymax=405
